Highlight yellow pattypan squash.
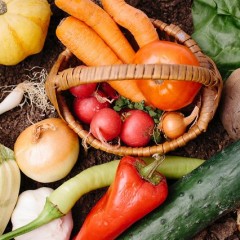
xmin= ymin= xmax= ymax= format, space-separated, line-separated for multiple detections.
xmin=0 ymin=0 xmax=51 ymax=65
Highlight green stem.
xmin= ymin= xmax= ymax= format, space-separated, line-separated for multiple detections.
xmin=0 ymin=0 xmax=7 ymax=15
xmin=0 ymin=199 xmax=63 ymax=240
xmin=137 ymin=154 xmax=165 ymax=185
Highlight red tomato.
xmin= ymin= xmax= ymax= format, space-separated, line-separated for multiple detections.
xmin=133 ymin=40 xmax=202 ymax=111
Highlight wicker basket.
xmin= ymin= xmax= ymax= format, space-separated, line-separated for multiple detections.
xmin=46 ymin=19 xmax=222 ymax=157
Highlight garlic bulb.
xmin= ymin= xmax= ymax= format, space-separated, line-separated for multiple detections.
xmin=11 ymin=187 xmax=73 ymax=240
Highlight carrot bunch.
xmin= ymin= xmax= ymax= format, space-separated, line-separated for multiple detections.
xmin=55 ymin=0 xmax=158 ymax=103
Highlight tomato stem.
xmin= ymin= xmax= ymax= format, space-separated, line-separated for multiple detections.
xmin=0 ymin=0 xmax=7 ymax=15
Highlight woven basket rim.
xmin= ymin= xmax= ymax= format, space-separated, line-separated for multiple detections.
xmin=54 ymin=62 xmax=221 ymax=93
xmin=46 ymin=18 xmax=223 ymax=157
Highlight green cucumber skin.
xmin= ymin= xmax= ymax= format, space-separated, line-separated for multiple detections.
xmin=118 ymin=140 xmax=240 ymax=240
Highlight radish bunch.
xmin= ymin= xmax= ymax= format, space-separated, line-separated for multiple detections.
xmin=70 ymin=83 xmax=155 ymax=147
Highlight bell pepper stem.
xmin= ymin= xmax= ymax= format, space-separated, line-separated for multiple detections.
xmin=138 ymin=154 xmax=165 ymax=185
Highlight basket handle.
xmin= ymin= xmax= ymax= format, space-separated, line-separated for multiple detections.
xmin=45 ymin=48 xmax=222 ymax=118
xmin=55 ymin=62 xmax=220 ymax=92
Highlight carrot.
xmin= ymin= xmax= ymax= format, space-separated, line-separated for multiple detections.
xmin=56 ymin=17 xmax=120 ymax=66
xmin=55 ymin=0 xmax=135 ymax=64
xmin=101 ymin=0 xmax=159 ymax=48
xmin=56 ymin=16 xmax=147 ymax=103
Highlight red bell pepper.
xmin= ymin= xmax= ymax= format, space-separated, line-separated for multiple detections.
xmin=75 ymin=155 xmax=168 ymax=240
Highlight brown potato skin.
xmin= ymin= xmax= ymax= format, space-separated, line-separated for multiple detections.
xmin=220 ymin=69 xmax=240 ymax=140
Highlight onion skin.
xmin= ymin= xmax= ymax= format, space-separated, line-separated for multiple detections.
xmin=160 ymin=112 xmax=187 ymax=139
xmin=14 ymin=118 xmax=79 ymax=183
xmin=159 ymin=106 xmax=199 ymax=140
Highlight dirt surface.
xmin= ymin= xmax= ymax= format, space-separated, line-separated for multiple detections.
xmin=0 ymin=0 xmax=239 ymax=239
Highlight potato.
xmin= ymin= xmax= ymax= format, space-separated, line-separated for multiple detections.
xmin=220 ymin=68 xmax=240 ymax=140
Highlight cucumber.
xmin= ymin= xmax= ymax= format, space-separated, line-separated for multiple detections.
xmin=118 ymin=140 xmax=240 ymax=240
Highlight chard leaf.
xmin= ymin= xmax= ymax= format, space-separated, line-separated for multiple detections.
xmin=192 ymin=0 xmax=240 ymax=80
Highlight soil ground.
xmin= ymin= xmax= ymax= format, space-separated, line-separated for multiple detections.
xmin=0 ymin=0 xmax=239 ymax=239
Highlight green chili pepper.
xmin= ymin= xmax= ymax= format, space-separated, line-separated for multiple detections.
xmin=143 ymin=155 xmax=205 ymax=179
xmin=0 ymin=160 xmax=119 ymax=240
xmin=0 ymin=155 xmax=204 ymax=240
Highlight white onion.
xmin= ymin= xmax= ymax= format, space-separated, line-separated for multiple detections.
xmin=14 ymin=118 xmax=79 ymax=183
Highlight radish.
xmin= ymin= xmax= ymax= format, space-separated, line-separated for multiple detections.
xmin=90 ymin=108 xmax=122 ymax=143
xmin=120 ymin=109 xmax=155 ymax=147
xmin=73 ymin=92 xmax=110 ymax=124
xmin=100 ymin=82 xmax=119 ymax=100
xmin=69 ymin=83 xmax=98 ymax=98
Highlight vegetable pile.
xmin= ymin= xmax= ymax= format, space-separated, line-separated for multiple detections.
xmin=0 ymin=153 xmax=206 ymax=240
xmin=52 ymin=0 xmax=205 ymax=146
xmin=55 ymin=0 xmax=202 ymax=111
xmin=119 ymin=140 xmax=240 ymax=239
xmin=0 ymin=0 xmax=239 ymax=239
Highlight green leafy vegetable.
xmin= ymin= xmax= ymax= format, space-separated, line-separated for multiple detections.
xmin=192 ymin=0 xmax=240 ymax=80
xmin=113 ymin=96 xmax=163 ymax=124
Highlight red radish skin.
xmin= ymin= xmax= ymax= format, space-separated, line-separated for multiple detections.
xmin=100 ymin=82 xmax=119 ymax=100
xmin=69 ymin=83 xmax=97 ymax=98
xmin=73 ymin=95 xmax=110 ymax=124
xmin=90 ymin=108 xmax=122 ymax=142
xmin=120 ymin=110 xmax=154 ymax=147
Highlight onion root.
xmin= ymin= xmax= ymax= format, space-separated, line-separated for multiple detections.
xmin=0 ymin=67 xmax=54 ymax=115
